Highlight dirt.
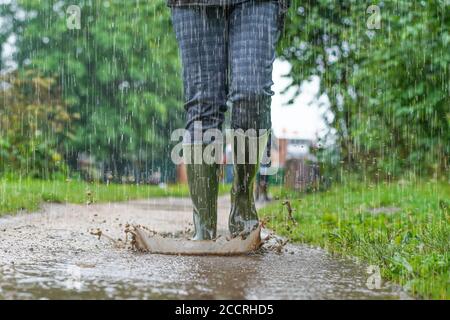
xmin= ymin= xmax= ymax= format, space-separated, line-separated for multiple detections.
xmin=0 ymin=197 xmax=411 ymax=299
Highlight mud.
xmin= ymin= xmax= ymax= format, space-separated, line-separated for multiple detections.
xmin=0 ymin=197 xmax=410 ymax=299
xmin=131 ymin=223 xmax=264 ymax=256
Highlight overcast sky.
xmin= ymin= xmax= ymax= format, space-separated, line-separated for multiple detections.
xmin=271 ymin=59 xmax=332 ymax=142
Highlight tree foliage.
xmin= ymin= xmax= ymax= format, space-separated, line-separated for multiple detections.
xmin=280 ymin=0 xmax=449 ymax=178
xmin=1 ymin=0 xmax=183 ymax=181
xmin=1 ymin=0 xmax=448 ymax=181
xmin=0 ymin=70 xmax=75 ymax=177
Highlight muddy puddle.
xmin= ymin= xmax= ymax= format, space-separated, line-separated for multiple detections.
xmin=0 ymin=197 xmax=410 ymax=300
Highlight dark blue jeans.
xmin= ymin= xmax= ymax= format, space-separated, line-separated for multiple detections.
xmin=171 ymin=1 xmax=281 ymax=142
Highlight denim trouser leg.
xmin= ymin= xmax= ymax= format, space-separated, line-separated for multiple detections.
xmin=171 ymin=1 xmax=280 ymax=142
xmin=228 ymin=1 xmax=280 ymax=132
xmin=171 ymin=6 xmax=228 ymax=143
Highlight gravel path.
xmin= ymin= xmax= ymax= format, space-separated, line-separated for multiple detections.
xmin=0 ymin=197 xmax=410 ymax=299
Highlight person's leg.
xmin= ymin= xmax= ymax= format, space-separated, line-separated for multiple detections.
xmin=228 ymin=0 xmax=279 ymax=132
xmin=171 ymin=6 xmax=229 ymax=137
xmin=255 ymin=173 xmax=261 ymax=201
xmin=261 ymin=175 xmax=270 ymax=201
xmin=171 ymin=6 xmax=228 ymax=240
xmin=227 ymin=0 xmax=280 ymax=237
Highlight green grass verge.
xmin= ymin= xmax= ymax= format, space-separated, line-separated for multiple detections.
xmin=0 ymin=178 xmax=230 ymax=216
xmin=260 ymin=179 xmax=450 ymax=299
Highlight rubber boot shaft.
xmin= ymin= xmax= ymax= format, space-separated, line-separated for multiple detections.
xmin=185 ymin=144 xmax=220 ymax=240
xmin=229 ymin=131 xmax=269 ymax=237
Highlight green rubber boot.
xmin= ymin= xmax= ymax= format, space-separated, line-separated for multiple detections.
xmin=229 ymin=131 xmax=270 ymax=238
xmin=185 ymin=144 xmax=220 ymax=240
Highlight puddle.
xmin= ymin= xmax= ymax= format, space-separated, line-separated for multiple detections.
xmin=0 ymin=198 xmax=410 ymax=300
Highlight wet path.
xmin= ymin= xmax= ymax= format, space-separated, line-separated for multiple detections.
xmin=0 ymin=197 xmax=409 ymax=299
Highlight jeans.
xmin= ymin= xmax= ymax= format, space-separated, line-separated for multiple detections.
xmin=171 ymin=1 xmax=281 ymax=143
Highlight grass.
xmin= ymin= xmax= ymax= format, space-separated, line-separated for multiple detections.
xmin=260 ymin=179 xmax=450 ymax=299
xmin=0 ymin=178 xmax=230 ymax=216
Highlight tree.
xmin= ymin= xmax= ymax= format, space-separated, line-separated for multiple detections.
xmin=280 ymin=0 xmax=449 ymax=178
xmin=2 ymin=0 xmax=184 ymax=181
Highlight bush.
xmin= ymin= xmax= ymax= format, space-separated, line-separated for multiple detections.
xmin=0 ymin=70 xmax=76 ymax=178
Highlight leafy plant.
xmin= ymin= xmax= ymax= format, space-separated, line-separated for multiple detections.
xmin=280 ymin=0 xmax=449 ymax=178
xmin=1 ymin=0 xmax=184 ymax=181
xmin=0 ymin=70 xmax=74 ymax=177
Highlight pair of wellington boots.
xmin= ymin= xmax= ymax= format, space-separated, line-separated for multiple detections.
xmin=184 ymin=131 xmax=269 ymax=240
